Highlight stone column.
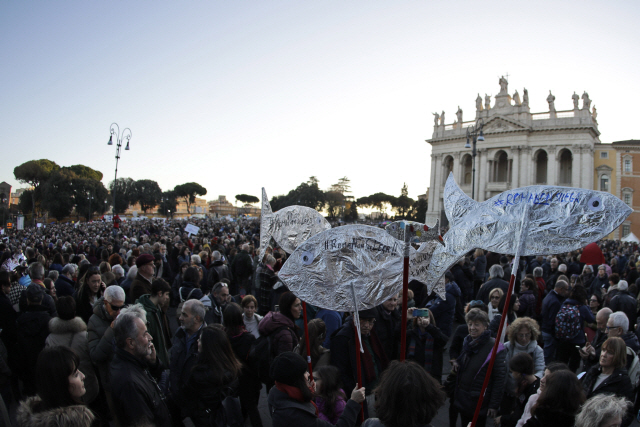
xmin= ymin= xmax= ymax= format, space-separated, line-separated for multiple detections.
xmin=476 ymin=149 xmax=483 ymax=201
xmin=581 ymin=144 xmax=595 ymax=189
xmin=521 ymin=146 xmax=532 ymax=186
xmin=432 ymin=154 xmax=443 ymax=219
xmin=511 ymin=146 xmax=520 ymax=188
xmin=547 ymin=146 xmax=557 ymax=185
xmin=453 ymin=152 xmax=461 ymax=185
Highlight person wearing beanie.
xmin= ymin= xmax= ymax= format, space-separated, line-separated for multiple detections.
xmin=267 ymin=352 xmax=365 ymax=427
xmin=130 ymin=253 xmax=155 ymax=302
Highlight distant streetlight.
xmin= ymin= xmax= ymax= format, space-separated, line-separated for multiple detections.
xmin=464 ymin=118 xmax=485 ymax=200
xmin=107 ymin=123 xmax=132 ymax=218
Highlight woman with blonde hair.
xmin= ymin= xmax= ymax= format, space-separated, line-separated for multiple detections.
xmin=487 ymin=288 xmax=503 ymax=322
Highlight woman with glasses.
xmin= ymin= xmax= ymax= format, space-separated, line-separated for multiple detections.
xmin=75 ymin=266 xmax=105 ymax=324
xmin=580 ymin=337 xmax=634 ymax=425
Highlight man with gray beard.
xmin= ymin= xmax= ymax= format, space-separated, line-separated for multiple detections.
xmin=110 ymin=311 xmax=171 ymax=427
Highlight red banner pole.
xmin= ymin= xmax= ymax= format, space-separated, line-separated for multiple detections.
xmin=302 ymin=301 xmax=313 ymax=381
xmin=470 ymin=270 xmax=516 ymax=426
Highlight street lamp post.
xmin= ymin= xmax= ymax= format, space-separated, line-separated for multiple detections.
xmin=107 ymin=123 xmax=132 ymax=218
xmin=464 ymin=118 xmax=485 ymax=200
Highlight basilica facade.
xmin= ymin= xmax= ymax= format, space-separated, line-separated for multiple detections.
xmin=425 ymin=79 xmax=599 ymax=228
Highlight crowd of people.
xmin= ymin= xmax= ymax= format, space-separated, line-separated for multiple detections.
xmin=0 ymin=216 xmax=638 ymax=427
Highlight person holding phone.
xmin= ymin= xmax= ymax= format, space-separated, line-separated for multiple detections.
xmin=405 ymin=308 xmax=449 ymax=382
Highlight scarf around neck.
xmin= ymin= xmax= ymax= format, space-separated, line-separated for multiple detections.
xmin=275 ymin=381 xmax=318 ymax=416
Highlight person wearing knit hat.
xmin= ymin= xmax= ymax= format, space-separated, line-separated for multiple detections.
xmin=267 ymin=352 xmax=365 ymax=426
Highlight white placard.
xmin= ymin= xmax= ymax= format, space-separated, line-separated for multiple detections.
xmin=185 ymin=223 xmax=199 ymax=235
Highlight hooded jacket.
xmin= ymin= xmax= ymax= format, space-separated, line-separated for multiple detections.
xmin=136 ymin=294 xmax=170 ymax=368
xmin=426 ymin=281 xmax=461 ymax=337
xmin=87 ymin=297 xmax=116 ymax=392
xmin=45 ymin=317 xmax=99 ymax=404
xmin=16 ymin=396 xmax=95 ymax=427
xmin=258 ymin=312 xmax=299 ymax=356
xmin=267 ymin=386 xmax=360 ymax=427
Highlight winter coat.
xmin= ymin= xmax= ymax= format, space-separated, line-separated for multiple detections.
xmin=452 ymin=263 xmax=473 ymax=296
xmin=581 ymin=365 xmax=634 ymax=403
xmin=267 ymin=386 xmax=361 ymax=427
xmin=178 ymin=281 xmax=204 ymax=302
xmin=517 ymin=290 xmax=536 ymax=318
xmin=207 ymin=260 xmax=232 ymax=289
xmin=45 ymin=317 xmax=99 ymax=404
xmin=610 ymin=291 xmax=637 ymax=329
xmin=474 ymin=255 xmax=487 ymax=281
xmin=316 ymin=309 xmax=343 ymax=348
xmin=589 ymin=274 xmax=608 ymax=299
xmin=426 ymin=281 xmax=461 ymax=337
xmin=15 ymin=304 xmax=52 ymax=394
xmin=231 ymin=250 xmax=253 ymax=283
xmin=228 ymin=331 xmax=262 ymax=403
xmin=255 ymin=263 xmax=279 ymax=315
xmin=405 ymin=323 xmax=448 ymax=381
xmin=110 ymin=347 xmax=171 ymax=427
xmin=136 ymin=294 xmax=170 ymax=368
xmin=476 ymin=277 xmax=510 ymax=304
xmin=169 ymin=324 xmax=204 ymax=410
xmin=54 ymin=274 xmax=76 ymax=297
xmin=454 ymin=336 xmax=507 ymax=418
xmin=129 ymin=272 xmax=153 ymax=304
xmin=184 ymin=365 xmax=238 ymax=427
xmin=18 ymin=288 xmax=58 ymax=318
xmin=316 ymin=391 xmax=347 ymax=424
xmin=540 ymin=290 xmax=565 ymax=335
xmin=16 ymin=395 xmax=95 ymax=427
xmin=622 ymin=330 xmax=640 ymax=353
xmin=87 ymin=297 xmax=116 ymax=392
xmin=373 ymin=305 xmax=401 ymax=360
xmin=448 ymin=323 xmax=468 ymax=361
xmin=330 ymin=319 xmax=388 ymax=394
xmin=258 ymin=312 xmax=299 ymax=356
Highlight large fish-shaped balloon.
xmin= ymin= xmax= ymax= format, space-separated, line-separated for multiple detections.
xmin=408 ymin=241 xmax=447 ymax=299
xmin=425 ymin=173 xmax=633 ymax=291
xmin=259 ymin=188 xmax=331 ymax=260
xmin=278 ymin=225 xmax=404 ymax=312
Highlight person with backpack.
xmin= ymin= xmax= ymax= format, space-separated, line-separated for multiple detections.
xmin=554 ymin=284 xmax=594 ymax=372
xmin=177 ymin=267 xmax=204 ymax=306
xmin=540 ymin=280 xmax=569 ymax=363
xmin=183 ymin=325 xmax=243 ymax=427
xmin=223 ymin=303 xmax=263 ymax=427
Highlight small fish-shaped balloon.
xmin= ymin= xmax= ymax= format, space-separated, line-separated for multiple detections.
xmin=425 ymin=173 xmax=633 ymax=293
xmin=278 ymin=225 xmax=405 ymax=312
xmin=259 ymin=188 xmax=331 ymax=260
xmin=385 ymin=219 xmax=444 ymax=246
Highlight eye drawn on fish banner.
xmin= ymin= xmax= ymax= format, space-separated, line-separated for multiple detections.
xmin=278 ymin=225 xmax=405 ymax=313
xmin=424 ymin=172 xmax=633 ymax=291
xmin=259 ymin=188 xmax=331 ymax=260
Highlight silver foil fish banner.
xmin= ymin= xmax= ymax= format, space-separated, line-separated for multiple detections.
xmin=408 ymin=242 xmax=447 ymax=300
xmin=279 ymin=225 xmax=405 ymax=312
xmin=424 ymin=173 xmax=633 ymax=292
xmin=259 ymin=188 xmax=331 ymax=261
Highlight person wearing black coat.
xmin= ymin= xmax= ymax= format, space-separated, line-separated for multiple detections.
xmin=451 ymin=308 xmax=506 ymax=427
xmin=110 ymin=313 xmax=171 ymax=427
xmin=15 ymin=284 xmax=52 ymax=396
xmin=268 ymin=352 xmax=365 ymax=427
xmin=580 ymin=337 xmax=634 ymax=426
xmin=373 ymin=296 xmax=401 ymax=360
xmin=54 ymin=265 xmax=77 ymax=297
xmin=609 ymin=281 xmax=637 ymax=329
xmin=476 ymin=265 xmax=510 ymax=304
xmin=451 ymin=259 xmax=473 ymax=303
xmin=405 ymin=309 xmax=448 ymax=383
xmin=330 ymin=311 xmax=389 ymax=399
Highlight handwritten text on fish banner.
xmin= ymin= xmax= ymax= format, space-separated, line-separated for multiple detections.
xmin=323 ymin=238 xmax=399 ymax=255
xmin=494 ymin=190 xmax=581 ymax=208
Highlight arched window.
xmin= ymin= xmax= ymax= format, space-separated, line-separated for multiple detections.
xmin=494 ymin=151 xmax=509 ymax=182
xmin=600 ymin=175 xmax=609 ymax=192
xmin=462 ymin=154 xmax=472 ymax=185
xmin=535 ymin=150 xmax=548 ymax=184
xmin=443 ymin=156 xmax=454 ymax=184
xmin=559 ymin=149 xmax=572 ymax=185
